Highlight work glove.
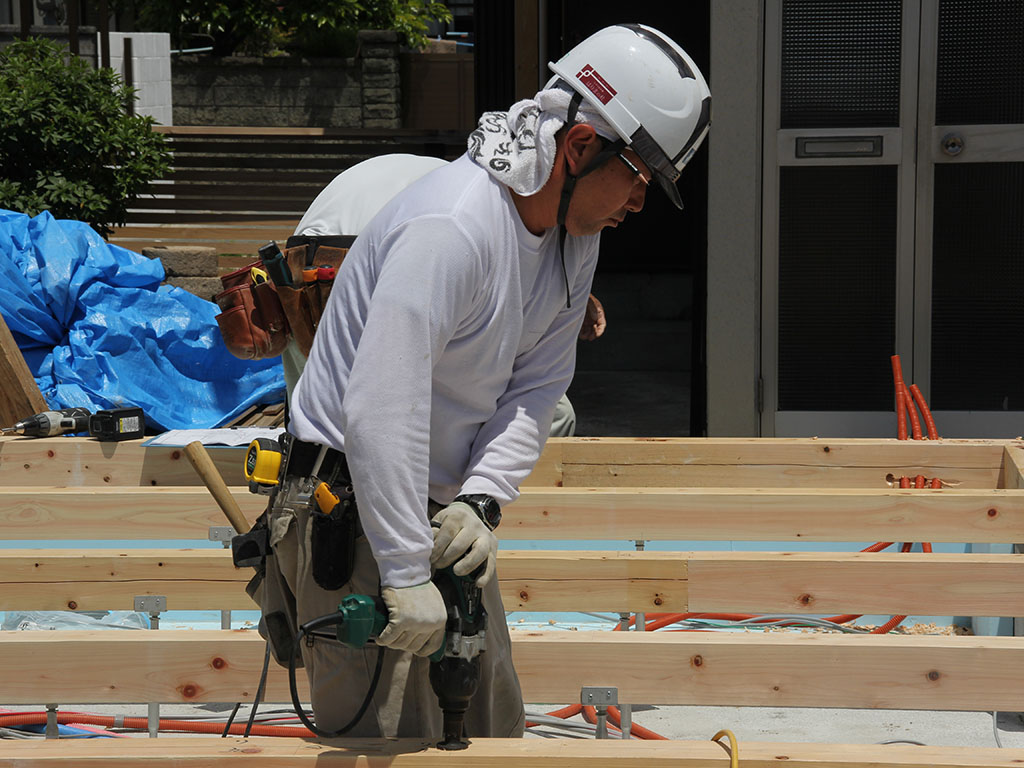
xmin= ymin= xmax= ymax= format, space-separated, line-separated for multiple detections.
xmin=378 ymin=581 xmax=447 ymax=657
xmin=430 ymin=501 xmax=498 ymax=588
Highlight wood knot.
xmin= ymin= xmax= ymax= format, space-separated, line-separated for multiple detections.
xmin=23 ymin=463 xmax=30 ymax=469
xmin=150 ymin=479 xmax=158 ymax=486
xmin=47 ymin=450 xmax=55 ymax=458
xmin=518 ymin=590 xmax=529 ymax=601
xmin=822 ymin=446 xmax=830 ymax=453
xmin=541 ymin=509 xmax=549 ymax=517
xmin=171 ymin=450 xmax=181 ymax=460
xmin=179 ymin=684 xmax=199 ymax=699
xmin=773 ymin=685 xmax=780 ymax=691
xmin=797 ymin=593 xmax=814 ymax=606
xmin=67 ymin=600 xmax=78 ymax=610
xmin=927 ymin=670 xmax=941 ymax=681
xmin=774 ymin=757 xmax=790 ymax=761
xmin=988 ymin=508 xmax=998 ymax=517
xmin=653 ymin=596 xmax=664 ymax=606
xmin=691 ymin=655 xmax=703 ymax=668
xmin=103 ymin=475 xmax=111 ymax=483
xmin=212 ymin=657 xmax=227 ymax=670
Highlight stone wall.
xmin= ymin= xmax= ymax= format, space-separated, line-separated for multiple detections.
xmin=172 ymin=30 xmax=400 ymax=128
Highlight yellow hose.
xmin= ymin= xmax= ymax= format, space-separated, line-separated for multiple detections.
xmin=711 ymin=729 xmax=739 ymax=767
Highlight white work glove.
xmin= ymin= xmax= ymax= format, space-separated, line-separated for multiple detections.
xmin=430 ymin=501 xmax=498 ymax=588
xmin=377 ymin=582 xmax=447 ymax=657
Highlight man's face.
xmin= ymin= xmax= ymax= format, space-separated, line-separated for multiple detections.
xmin=565 ymin=146 xmax=650 ymax=237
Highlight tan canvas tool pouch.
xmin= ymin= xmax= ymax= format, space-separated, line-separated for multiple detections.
xmin=214 ymin=261 xmax=290 ymax=360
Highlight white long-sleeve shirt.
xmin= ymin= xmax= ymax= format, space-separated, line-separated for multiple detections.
xmin=289 ymin=154 xmax=600 ymax=588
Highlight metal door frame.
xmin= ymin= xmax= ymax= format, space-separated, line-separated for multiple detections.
xmin=761 ymin=0 xmax=921 ymax=437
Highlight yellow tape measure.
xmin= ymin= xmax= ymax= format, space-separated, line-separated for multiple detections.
xmin=244 ymin=438 xmax=282 ymax=488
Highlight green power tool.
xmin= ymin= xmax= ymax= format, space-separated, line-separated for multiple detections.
xmin=291 ymin=564 xmax=487 ymax=750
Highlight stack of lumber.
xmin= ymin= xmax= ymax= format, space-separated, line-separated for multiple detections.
xmin=1 ymin=436 xmax=1023 ymax=766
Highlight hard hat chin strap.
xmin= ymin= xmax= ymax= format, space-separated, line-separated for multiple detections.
xmin=555 ymin=92 xmax=625 ymax=309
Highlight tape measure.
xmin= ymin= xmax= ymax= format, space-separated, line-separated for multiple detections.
xmin=245 ymin=437 xmax=282 ymax=493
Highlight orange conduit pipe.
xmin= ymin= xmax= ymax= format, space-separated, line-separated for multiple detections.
xmin=904 ymin=389 xmax=923 ymax=440
xmin=909 ymin=384 xmax=940 ymax=440
xmin=891 ymin=355 xmax=909 ymax=440
xmin=0 ymin=711 xmax=313 ymax=738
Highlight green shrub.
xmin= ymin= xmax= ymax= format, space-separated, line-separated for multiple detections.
xmin=0 ymin=38 xmax=170 ymax=237
xmin=132 ymin=0 xmax=452 ymax=57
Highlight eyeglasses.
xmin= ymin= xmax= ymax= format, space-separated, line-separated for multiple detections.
xmin=615 ymin=153 xmax=650 ymax=186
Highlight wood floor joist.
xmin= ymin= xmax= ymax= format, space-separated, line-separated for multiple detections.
xmin=2 ymin=549 xmax=1023 ymax=616
xmin=4 ymin=437 xmax=1021 ymax=489
xmin=1 ymin=736 xmax=1021 ymax=767
xmin=2 ymin=630 xmax=1023 ymax=711
xmin=0 ymin=436 xmax=247 ymax=487
xmin=4 ymin=485 xmax=1024 ymax=542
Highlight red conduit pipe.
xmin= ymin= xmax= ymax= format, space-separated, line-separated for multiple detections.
xmin=904 ymin=390 xmax=923 ymax=440
xmin=909 ymin=384 xmax=940 ymax=440
xmin=891 ymin=355 xmax=909 ymax=440
xmin=0 ymin=712 xmax=313 ymax=737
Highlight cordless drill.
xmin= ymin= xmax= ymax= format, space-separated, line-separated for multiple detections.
xmin=2 ymin=407 xmax=91 ymax=437
xmin=328 ymin=564 xmax=487 ymax=750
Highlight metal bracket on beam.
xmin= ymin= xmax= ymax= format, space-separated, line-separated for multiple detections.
xmin=581 ymin=686 xmax=618 ymax=739
xmin=209 ymin=526 xmax=234 ymax=547
xmin=134 ymin=595 xmax=167 ymax=614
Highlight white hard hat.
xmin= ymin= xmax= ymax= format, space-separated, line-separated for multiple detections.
xmin=546 ymin=23 xmax=711 ymax=209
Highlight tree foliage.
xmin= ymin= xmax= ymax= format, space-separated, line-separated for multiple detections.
xmin=0 ymin=38 xmax=171 ymax=237
xmin=135 ymin=0 xmax=453 ymax=57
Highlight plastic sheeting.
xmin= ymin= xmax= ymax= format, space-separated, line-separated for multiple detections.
xmin=0 ymin=209 xmax=284 ymax=430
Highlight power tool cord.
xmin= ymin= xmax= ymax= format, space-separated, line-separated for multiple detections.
xmin=288 ymin=624 xmax=385 ymax=738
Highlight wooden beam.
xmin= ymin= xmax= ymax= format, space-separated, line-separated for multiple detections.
xmin=0 ymin=549 xmax=687 ymax=613
xmin=4 ymin=486 xmax=1024 ymax=542
xmin=500 ymin=487 xmax=1024 ymax=543
xmin=0 ymin=487 xmax=265 ymax=539
xmin=1 ymin=737 xmax=1020 ymax=767
xmin=5 ymin=549 xmax=1022 ymax=617
xmin=0 ymin=437 xmax=248 ymax=487
xmin=0 ymin=313 xmax=48 ymax=429
xmin=2 ymin=630 xmax=1022 ymax=711
xmin=0 ymin=437 xmax=558 ymax=489
xmin=559 ymin=438 xmax=1012 ymax=489
xmin=1001 ymin=445 xmax=1024 ymax=490
xmin=685 ymin=551 xmax=1024 ymax=616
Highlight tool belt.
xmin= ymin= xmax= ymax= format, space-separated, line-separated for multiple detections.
xmin=233 ymin=433 xmax=360 ymax=666
xmin=215 ymin=236 xmax=353 ymax=360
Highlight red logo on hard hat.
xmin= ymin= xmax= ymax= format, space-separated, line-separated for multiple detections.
xmin=576 ymin=64 xmax=616 ymax=105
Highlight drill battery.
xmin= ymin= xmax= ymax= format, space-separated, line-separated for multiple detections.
xmin=88 ymin=407 xmax=146 ymax=441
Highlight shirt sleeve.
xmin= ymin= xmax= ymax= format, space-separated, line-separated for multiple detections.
xmin=341 ymin=216 xmax=481 ymax=588
xmin=458 ymin=236 xmax=600 ymax=505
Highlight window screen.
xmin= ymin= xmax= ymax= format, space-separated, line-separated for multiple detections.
xmin=781 ymin=0 xmax=902 ymax=129
xmin=931 ymin=162 xmax=1024 ymax=410
xmin=936 ymin=0 xmax=1024 ymax=126
xmin=778 ymin=165 xmax=898 ymax=410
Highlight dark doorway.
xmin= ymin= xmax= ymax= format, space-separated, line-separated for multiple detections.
xmin=474 ymin=1 xmax=711 ymax=436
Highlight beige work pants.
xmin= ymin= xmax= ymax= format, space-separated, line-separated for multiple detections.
xmin=268 ymin=497 xmax=525 ymax=738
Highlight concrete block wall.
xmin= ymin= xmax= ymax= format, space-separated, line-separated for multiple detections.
xmin=172 ymin=30 xmax=400 ymax=128
xmin=100 ymin=32 xmax=173 ymax=125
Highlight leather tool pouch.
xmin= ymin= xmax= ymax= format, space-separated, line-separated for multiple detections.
xmin=214 ymin=261 xmax=290 ymax=360
xmin=275 ymin=245 xmax=347 ymax=358
xmin=310 ymin=482 xmax=359 ymax=591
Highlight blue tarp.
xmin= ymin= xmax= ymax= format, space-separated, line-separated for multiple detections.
xmin=0 ymin=209 xmax=284 ymax=430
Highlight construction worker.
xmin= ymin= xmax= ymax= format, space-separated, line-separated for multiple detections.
xmin=270 ymin=23 xmax=711 ymax=737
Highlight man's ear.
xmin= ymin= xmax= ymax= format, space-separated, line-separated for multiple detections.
xmin=562 ymin=123 xmax=601 ymax=176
